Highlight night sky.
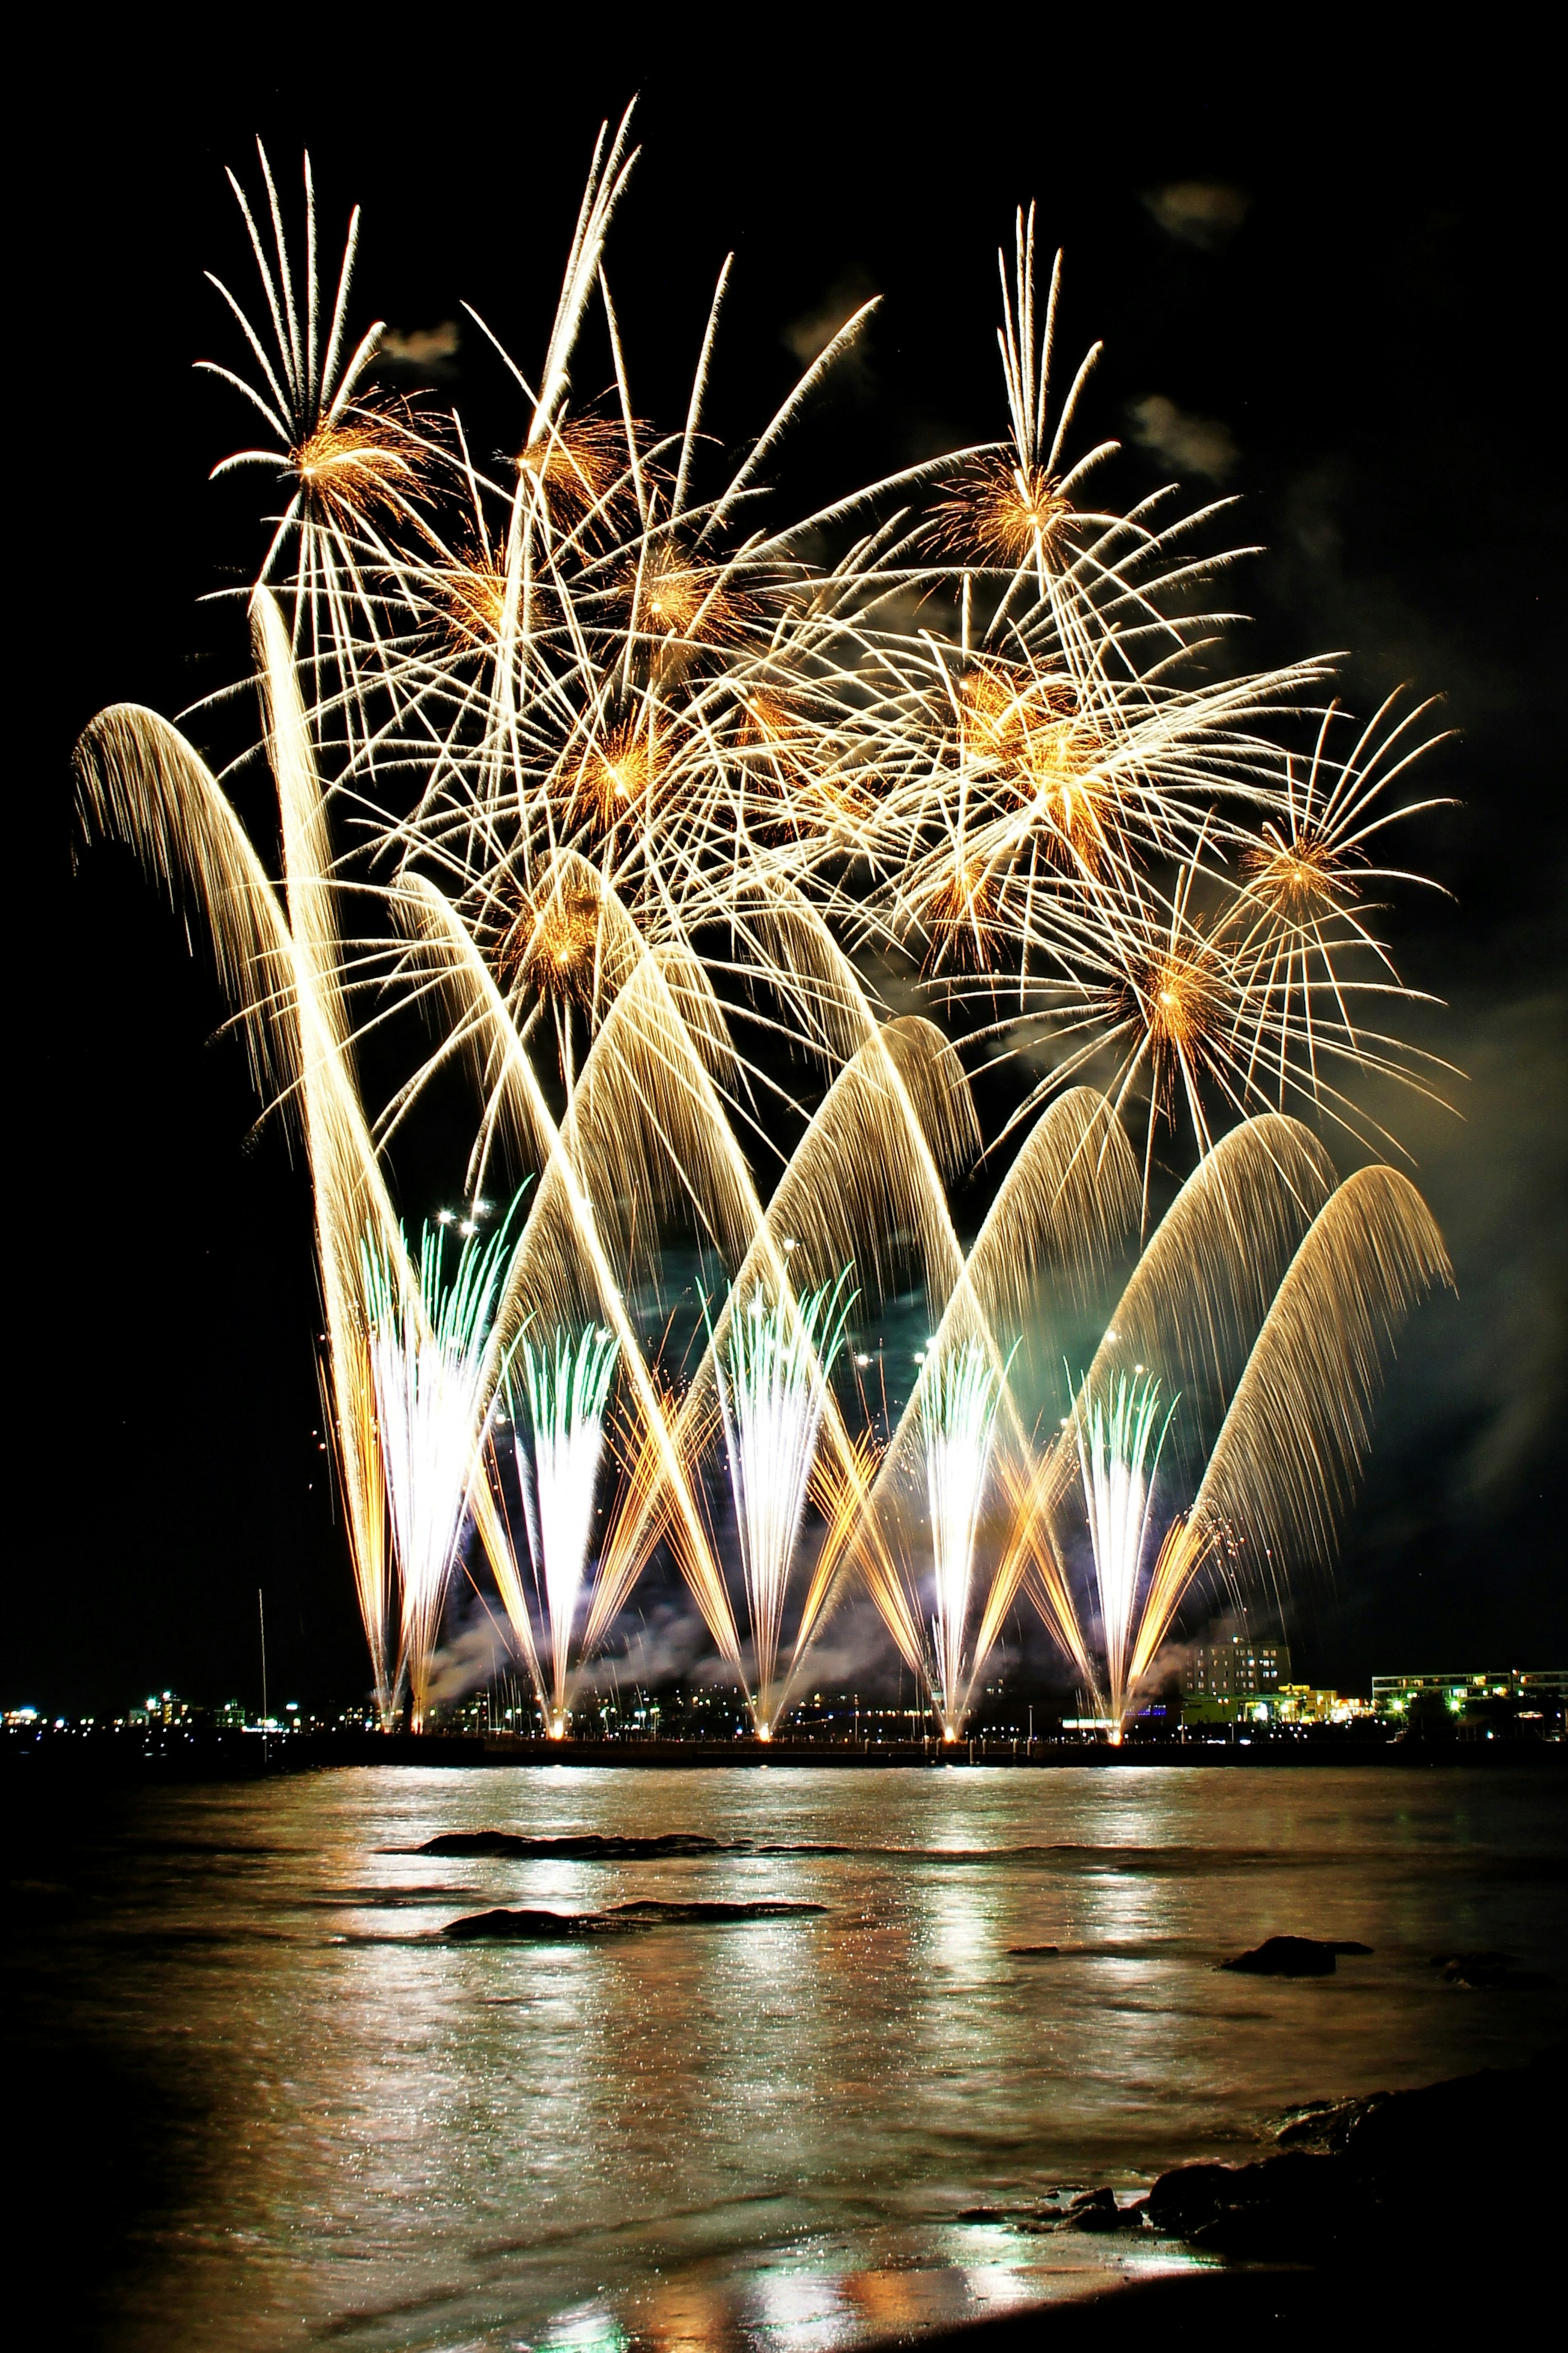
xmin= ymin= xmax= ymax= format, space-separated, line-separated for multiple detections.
xmin=22 ymin=36 xmax=1564 ymax=1716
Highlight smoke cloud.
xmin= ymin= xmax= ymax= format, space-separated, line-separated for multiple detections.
xmin=781 ymin=268 xmax=878 ymax=388
xmin=379 ymin=320 xmax=461 ymax=372
xmin=1143 ymin=181 xmax=1252 ymax=248
xmin=425 ymin=1606 xmax=510 ymax=1707
xmin=1127 ymin=393 xmax=1238 ymax=483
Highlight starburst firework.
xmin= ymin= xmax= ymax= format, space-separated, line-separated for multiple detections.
xmin=72 ymin=117 xmax=1460 ymax=1735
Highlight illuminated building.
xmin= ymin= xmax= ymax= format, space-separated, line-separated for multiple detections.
xmin=1180 ymin=1631 xmax=1290 ymax=1723
xmin=1372 ymin=1668 xmax=1567 ymax=1722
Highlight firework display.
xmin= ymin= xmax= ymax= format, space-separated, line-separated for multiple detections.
xmin=74 ymin=117 xmax=1458 ymax=1736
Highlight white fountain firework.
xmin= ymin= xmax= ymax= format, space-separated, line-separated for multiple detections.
xmin=924 ymin=1337 xmax=1009 ymax=1737
xmin=714 ymin=1272 xmax=855 ymax=1737
xmin=361 ymin=1207 xmax=524 ymax=1729
xmin=515 ymin=1324 xmax=620 ymax=1735
xmin=1074 ymin=1369 xmax=1177 ymax=1738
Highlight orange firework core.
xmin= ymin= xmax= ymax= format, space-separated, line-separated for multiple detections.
xmin=572 ymin=719 xmax=656 ymax=830
xmin=1137 ymin=943 xmax=1226 ymax=1054
xmin=1241 ymin=833 xmax=1350 ymax=917
xmin=290 ymin=413 xmax=414 ymax=523
xmin=499 ymin=876 xmax=605 ymax=1004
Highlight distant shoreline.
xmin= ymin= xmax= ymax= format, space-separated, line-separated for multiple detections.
xmin=6 ymin=1728 xmax=1564 ymax=1782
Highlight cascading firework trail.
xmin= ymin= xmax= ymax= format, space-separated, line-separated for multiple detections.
xmin=714 ymin=1273 xmax=855 ymax=1737
xmin=1074 ymin=1371 xmax=1177 ymax=1739
xmin=361 ymin=1202 xmax=526 ymax=1729
xmin=514 ymin=1324 xmax=620 ymax=1735
xmin=924 ymin=1339 xmax=1009 ymax=1738
xmin=71 ymin=116 xmax=1461 ymax=1734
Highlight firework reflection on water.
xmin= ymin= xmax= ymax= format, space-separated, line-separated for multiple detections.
xmin=13 ymin=1766 xmax=1564 ymax=2352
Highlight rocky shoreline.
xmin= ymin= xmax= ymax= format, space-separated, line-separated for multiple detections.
xmin=906 ymin=2041 xmax=1564 ymax=2342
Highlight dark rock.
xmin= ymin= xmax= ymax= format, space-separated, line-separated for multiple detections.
xmin=1066 ymin=2187 xmax=1147 ymax=2233
xmin=1432 ymin=1948 xmax=1554 ymax=1990
xmin=1008 ymin=1944 xmax=1060 ymax=1956
xmin=1276 ymin=2092 xmax=1388 ymax=2150
xmin=1144 ymin=2161 xmax=1244 ymax=2237
xmin=608 ymin=1899 xmax=826 ymax=1922
xmin=1220 ymin=1934 xmax=1339 ymax=1975
xmin=419 ymin=1831 xmax=724 ymax=1858
xmin=1145 ymin=2045 xmax=1567 ymax=2269
xmin=1149 ymin=2149 xmax=1348 ymax=2259
xmin=443 ymin=1906 xmax=652 ymax=1940
xmin=445 ymin=1897 xmax=825 ymax=1938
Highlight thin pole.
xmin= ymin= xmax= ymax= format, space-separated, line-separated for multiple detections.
xmin=258 ymin=1587 xmax=269 ymax=1765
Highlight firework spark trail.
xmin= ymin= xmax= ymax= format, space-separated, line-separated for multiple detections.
xmin=587 ymin=1006 xmax=980 ymax=1714
xmin=362 ymin=1204 xmax=527 ymax=1730
xmin=1125 ymin=1163 xmax=1454 ymax=1690
xmin=713 ymin=1274 xmax=855 ymax=1735
xmin=924 ymin=1338 xmax=1011 ymax=1737
xmin=515 ymin=1324 xmax=619 ymax=1732
xmin=856 ymin=1086 xmax=1135 ymax=1713
xmin=72 ymin=126 xmax=1463 ymax=1726
xmin=74 ymin=642 xmax=412 ymax=1724
xmin=1074 ymin=1370 xmax=1176 ymax=1736
xmin=392 ymin=874 xmax=749 ymax=1680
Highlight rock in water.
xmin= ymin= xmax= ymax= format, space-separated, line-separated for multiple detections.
xmin=443 ymin=1898 xmax=827 ymax=1938
xmin=1432 ymin=1949 xmax=1555 ymax=1990
xmin=418 ymin=1831 xmax=724 ymax=1858
xmin=443 ymin=1907 xmax=652 ymax=1940
xmin=1221 ymin=1935 xmax=1342 ymax=1975
xmin=608 ymin=1899 xmax=826 ymax=1922
xmin=1065 ymin=2186 xmax=1147 ymax=2233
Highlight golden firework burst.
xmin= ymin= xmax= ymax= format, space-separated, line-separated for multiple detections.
xmin=1021 ymin=719 xmax=1110 ymax=869
xmin=920 ymin=855 xmax=1001 ymax=972
xmin=498 ymin=874 xmax=606 ymax=1004
xmin=929 ymin=455 xmax=1074 ymax=567
xmin=288 ymin=403 xmax=421 ymax=528
xmin=1129 ymin=939 xmax=1229 ymax=1072
xmin=570 ymin=718 xmax=656 ymax=829
xmin=516 ymin=413 xmax=633 ymax=520
xmin=432 ymin=542 xmax=510 ymax=650
xmin=1240 ymin=830 xmax=1357 ymax=919
xmin=630 ymin=542 xmax=754 ymax=651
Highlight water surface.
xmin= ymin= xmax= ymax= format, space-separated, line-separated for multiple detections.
xmin=11 ymin=1764 xmax=1564 ymax=2350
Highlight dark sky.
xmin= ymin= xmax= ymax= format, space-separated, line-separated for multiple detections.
xmin=21 ymin=34 xmax=1564 ymax=1714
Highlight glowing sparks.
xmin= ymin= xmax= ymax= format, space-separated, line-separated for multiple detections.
xmin=361 ymin=1201 xmax=526 ymax=1730
xmin=924 ymin=1338 xmax=1007 ymax=1737
xmin=287 ymin=404 xmax=421 ymax=526
xmin=499 ymin=874 xmax=607 ymax=1005
xmin=71 ymin=121 xmax=1461 ymax=1738
xmin=933 ymin=455 xmax=1075 ymax=567
xmin=515 ymin=1325 xmax=619 ymax=1732
xmin=1074 ymin=1370 xmax=1176 ymax=1737
xmin=571 ymin=718 xmax=656 ymax=829
xmin=714 ymin=1274 xmax=855 ymax=1734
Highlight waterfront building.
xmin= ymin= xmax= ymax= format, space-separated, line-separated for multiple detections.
xmin=1180 ymin=1632 xmax=1290 ymax=1724
xmin=1372 ymin=1668 xmax=1568 ymax=1721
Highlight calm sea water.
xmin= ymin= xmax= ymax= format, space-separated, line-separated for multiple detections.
xmin=10 ymin=1763 xmax=1565 ymax=2350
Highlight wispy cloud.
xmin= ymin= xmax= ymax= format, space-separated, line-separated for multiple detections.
xmin=782 ymin=268 xmax=878 ymax=381
xmin=1127 ymin=393 xmax=1238 ymax=483
xmin=1143 ymin=181 xmax=1251 ymax=249
xmin=379 ymin=319 xmax=461 ymax=372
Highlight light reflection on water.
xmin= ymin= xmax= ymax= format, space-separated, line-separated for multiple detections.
xmin=11 ymin=1764 xmax=1565 ymax=2352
